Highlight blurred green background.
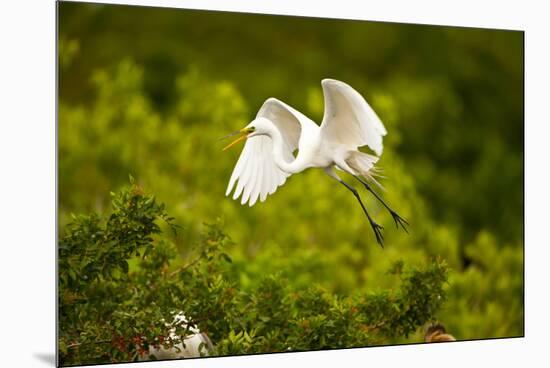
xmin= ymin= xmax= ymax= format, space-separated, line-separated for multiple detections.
xmin=58 ymin=2 xmax=523 ymax=341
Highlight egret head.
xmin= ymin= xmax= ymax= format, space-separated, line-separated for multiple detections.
xmin=222 ymin=118 xmax=272 ymax=151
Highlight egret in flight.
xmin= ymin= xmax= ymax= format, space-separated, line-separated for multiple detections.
xmin=222 ymin=79 xmax=407 ymax=246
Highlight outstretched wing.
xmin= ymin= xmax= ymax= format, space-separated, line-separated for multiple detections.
xmin=225 ymin=98 xmax=306 ymax=206
xmin=320 ymin=79 xmax=387 ymax=156
xmin=258 ymin=98 xmax=303 ymax=155
xmin=225 ymin=134 xmax=289 ymax=207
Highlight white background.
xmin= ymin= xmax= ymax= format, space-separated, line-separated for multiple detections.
xmin=0 ymin=0 xmax=548 ymax=367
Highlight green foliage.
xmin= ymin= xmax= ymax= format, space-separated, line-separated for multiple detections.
xmin=58 ymin=3 xmax=523 ymax=365
xmin=59 ymin=184 xmax=448 ymax=365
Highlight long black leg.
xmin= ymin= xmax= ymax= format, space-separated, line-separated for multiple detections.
xmin=353 ymin=175 xmax=409 ymax=233
xmin=338 ymin=179 xmax=384 ymax=248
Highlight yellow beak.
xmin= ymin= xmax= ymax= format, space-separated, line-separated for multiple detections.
xmin=222 ymin=128 xmax=253 ymax=151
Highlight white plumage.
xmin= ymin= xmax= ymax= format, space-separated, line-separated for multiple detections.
xmin=320 ymin=79 xmax=387 ymax=155
xmin=223 ymin=78 xmax=407 ymax=246
xmin=140 ymin=312 xmax=213 ymax=360
xmin=225 ymin=98 xmax=315 ymax=206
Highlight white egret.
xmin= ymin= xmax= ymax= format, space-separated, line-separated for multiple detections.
xmin=140 ymin=312 xmax=213 ymax=360
xmin=223 ymin=79 xmax=408 ymax=246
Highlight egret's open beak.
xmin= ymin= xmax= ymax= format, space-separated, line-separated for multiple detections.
xmin=222 ymin=127 xmax=254 ymax=151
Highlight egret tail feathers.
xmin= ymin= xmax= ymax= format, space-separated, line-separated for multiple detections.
xmin=346 ymin=151 xmax=385 ymax=191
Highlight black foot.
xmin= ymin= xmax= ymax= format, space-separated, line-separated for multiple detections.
xmin=390 ymin=211 xmax=409 ymax=233
xmin=370 ymin=221 xmax=384 ymax=248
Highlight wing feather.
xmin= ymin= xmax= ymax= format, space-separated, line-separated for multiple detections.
xmin=268 ymin=162 xmax=279 ymax=195
xmin=320 ymin=79 xmax=387 ymax=155
xmin=226 ymin=98 xmax=311 ymax=206
xmin=230 ymin=147 xmax=251 ymax=200
xmin=257 ymin=98 xmax=302 ymax=153
xmin=249 ymin=140 xmax=264 ymax=206
xmin=226 ymin=143 xmax=249 ymax=196
xmin=259 ymin=152 xmax=273 ymax=202
xmin=240 ymin=141 xmax=260 ymax=204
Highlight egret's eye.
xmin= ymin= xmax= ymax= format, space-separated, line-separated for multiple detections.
xmin=249 ymin=126 xmax=256 ymax=132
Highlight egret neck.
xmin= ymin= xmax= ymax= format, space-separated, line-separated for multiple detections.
xmin=264 ymin=120 xmax=307 ymax=175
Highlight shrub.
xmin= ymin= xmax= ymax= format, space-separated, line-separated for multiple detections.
xmin=58 ymin=181 xmax=448 ymax=366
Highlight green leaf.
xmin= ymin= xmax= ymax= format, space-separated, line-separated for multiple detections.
xmin=220 ymin=253 xmax=232 ymax=263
